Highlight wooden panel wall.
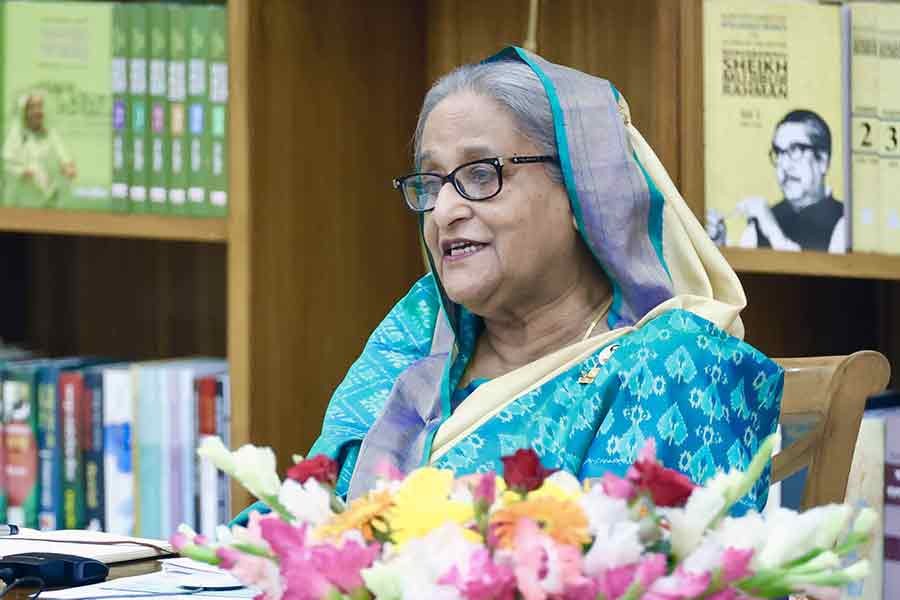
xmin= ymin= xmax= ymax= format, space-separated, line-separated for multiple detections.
xmin=23 ymin=236 xmax=225 ymax=360
xmin=235 ymin=0 xmax=426 ymax=472
xmin=426 ymin=0 xmax=683 ymax=187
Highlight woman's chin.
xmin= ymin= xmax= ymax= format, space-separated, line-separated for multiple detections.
xmin=442 ymin=279 xmax=495 ymax=311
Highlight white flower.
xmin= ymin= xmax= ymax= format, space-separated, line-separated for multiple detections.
xmin=710 ymin=511 xmax=766 ymax=553
xmin=197 ymin=437 xmax=237 ymax=475
xmin=664 ymin=485 xmax=727 ymax=559
xmin=363 ymin=523 xmax=477 ymax=600
xmin=277 ymin=478 xmax=333 ymax=526
xmin=754 ymin=506 xmax=850 ymax=569
xmin=578 ymin=486 xmax=631 ymax=536
xmin=682 ymin=538 xmax=725 ymax=574
xmin=852 ymin=507 xmax=878 ymax=536
xmin=583 ymin=520 xmax=643 ymax=575
xmin=197 ymin=438 xmax=282 ymax=501
xmin=231 ymin=444 xmax=281 ymax=499
xmin=843 ymin=559 xmax=870 ymax=580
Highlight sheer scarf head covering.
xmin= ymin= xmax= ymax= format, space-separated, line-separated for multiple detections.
xmin=343 ymin=47 xmax=746 ymax=498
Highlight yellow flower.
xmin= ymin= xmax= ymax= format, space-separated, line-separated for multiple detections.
xmin=315 ymin=489 xmax=394 ymax=542
xmin=490 ymin=496 xmax=590 ymax=549
xmin=385 ymin=467 xmax=477 ymax=547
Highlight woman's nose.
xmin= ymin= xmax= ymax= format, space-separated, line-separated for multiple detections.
xmin=430 ymin=180 xmax=472 ymax=228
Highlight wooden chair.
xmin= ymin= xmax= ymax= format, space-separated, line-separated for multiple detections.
xmin=771 ymin=351 xmax=891 ymax=509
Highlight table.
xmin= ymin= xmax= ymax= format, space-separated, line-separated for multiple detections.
xmin=3 ymin=559 xmax=161 ymax=600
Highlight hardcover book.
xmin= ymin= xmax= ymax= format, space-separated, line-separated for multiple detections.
xmin=148 ymin=3 xmax=168 ymax=213
xmin=168 ymin=5 xmax=189 ymax=214
xmin=208 ymin=6 xmax=227 ymax=217
xmin=128 ymin=3 xmax=149 ymax=213
xmin=111 ymin=3 xmax=130 ymax=211
xmin=850 ymin=2 xmax=881 ymax=253
xmin=880 ymin=4 xmax=900 ymax=255
xmin=2 ymin=1 xmax=114 ymax=211
xmin=187 ymin=5 xmax=209 ymax=215
xmin=704 ymin=0 xmax=850 ymax=254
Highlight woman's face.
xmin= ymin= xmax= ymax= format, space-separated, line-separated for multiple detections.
xmin=421 ymin=91 xmax=580 ymax=317
xmin=25 ymin=96 xmax=44 ymax=132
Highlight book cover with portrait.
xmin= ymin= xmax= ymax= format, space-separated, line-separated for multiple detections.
xmin=703 ymin=0 xmax=850 ymax=254
xmin=1 ymin=1 xmax=114 ymax=211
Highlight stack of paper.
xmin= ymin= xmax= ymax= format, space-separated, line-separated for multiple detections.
xmin=0 ymin=529 xmax=174 ymax=564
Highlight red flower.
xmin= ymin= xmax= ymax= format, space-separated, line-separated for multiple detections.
xmin=500 ymin=449 xmax=556 ymax=493
xmin=626 ymin=440 xmax=695 ymax=507
xmin=287 ymin=454 xmax=338 ymax=487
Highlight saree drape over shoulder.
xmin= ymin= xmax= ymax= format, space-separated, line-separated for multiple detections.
xmin=234 ymin=48 xmax=783 ymax=524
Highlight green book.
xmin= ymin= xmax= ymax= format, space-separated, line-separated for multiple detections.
xmin=0 ymin=2 xmax=6 ymax=208
xmin=148 ymin=3 xmax=168 ymax=213
xmin=128 ymin=3 xmax=149 ymax=213
xmin=187 ymin=5 xmax=209 ymax=216
xmin=3 ymin=363 xmax=40 ymax=529
xmin=208 ymin=5 xmax=227 ymax=217
xmin=2 ymin=1 xmax=114 ymax=211
xmin=111 ymin=3 xmax=130 ymax=212
xmin=168 ymin=5 xmax=189 ymax=214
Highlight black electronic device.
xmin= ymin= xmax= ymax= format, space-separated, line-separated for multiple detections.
xmin=0 ymin=552 xmax=109 ymax=587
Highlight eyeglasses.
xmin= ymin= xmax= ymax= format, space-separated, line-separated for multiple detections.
xmin=769 ymin=142 xmax=817 ymax=165
xmin=392 ymin=155 xmax=558 ymax=213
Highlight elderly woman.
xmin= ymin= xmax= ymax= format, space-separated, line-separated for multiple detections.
xmin=237 ymin=48 xmax=782 ymax=522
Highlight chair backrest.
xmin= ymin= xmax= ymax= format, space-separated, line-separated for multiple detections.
xmin=771 ymin=351 xmax=891 ymax=509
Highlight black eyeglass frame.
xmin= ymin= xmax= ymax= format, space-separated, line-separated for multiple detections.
xmin=768 ymin=142 xmax=820 ymax=166
xmin=392 ymin=154 xmax=558 ymax=213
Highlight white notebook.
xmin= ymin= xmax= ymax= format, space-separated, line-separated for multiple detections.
xmin=0 ymin=529 xmax=174 ymax=564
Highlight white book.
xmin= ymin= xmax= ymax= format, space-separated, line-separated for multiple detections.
xmin=102 ymin=367 xmax=134 ymax=537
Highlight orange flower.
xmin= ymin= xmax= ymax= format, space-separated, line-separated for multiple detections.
xmin=490 ymin=496 xmax=590 ymax=549
xmin=315 ymin=490 xmax=394 ymax=542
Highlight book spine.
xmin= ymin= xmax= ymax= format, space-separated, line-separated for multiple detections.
xmin=0 ymin=369 xmax=5 ymax=521
xmin=0 ymin=2 xmax=6 ymax=208
xmin=216 ymin=373 xmax=231 ymax=525
xmin=4 ymin=375 xmax=40 ymax=529
xmin=851 ymin=4 xmax=881 ymax=252
xmin=103 ymin=369 xmax=134 ymax=536
xmin=187 ymin=6 xmax=210 ymax=215
xmin=196 ymin=375 xmax=217 ymax=537
xmin=111 ymin=3 xmax=131 ymax=211
xmin=208 ymin=6 xmax=228 ymax=217
xmin=148 ymin=3 xmax=169 ymax=213
xmin=36 ymin=374 xmax=62 ymax=530
xmin=59 ymin=372 xmax=85 ymax=529
xmin=168 ymin=5 xmax=189 ymax=214
xmin=83 ymin=371 xmax=105 ymax=531
xmin=885 ymin=413 xmax=900 ymax=600
xmin=137 ymin=367 xmax=162 ymax=538
xmin=128 ymin=4 xmax=150 ymax=213
xmin=880 ymin=5 xmax=900 ymax=254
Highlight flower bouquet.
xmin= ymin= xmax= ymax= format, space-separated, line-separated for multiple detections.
xmin=172 ymin=435 xmax=874 ymax=600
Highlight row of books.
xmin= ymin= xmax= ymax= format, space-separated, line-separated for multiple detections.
xmin=0 ymin=356 xmax=231 ymax=540
xmin=703 ymin=0 xmax=900 ymax=255
xmin=0 ymin=1 xmax=228 ymax=217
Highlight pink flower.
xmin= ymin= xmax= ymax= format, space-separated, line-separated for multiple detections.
xmin=643 ymin=569 xmax=712 ymax=600
xmin=706 ymin=590 xmax=739 ymax=600
xmin=286 ymin=455 xmax=338 ymax=487
xmin=720 ymin=547 xmax=754 ymax=583
xmin=474 ymin=473 xmax=497 ymax=506
xmin=258 ymin=519 xmax=334 ymax=600
xmin=598 ymin=564 xmax=637 ymax=599
xmin=635 ymin=553 xmax=667 ymax=588
xmin=311 ymin=537 xmax=381 ymax=593
xmin=216 ymin=547 xmax=242 ymax=570
xmin=170 ymin=532 xmax=190 ymax=551
xmin=437 ymin=548 xmax=515 ymax=600
xmin=600 ymin=472 xmax=636 ymax=501
xmin=509 ymin=518 xmax=589 ymax=600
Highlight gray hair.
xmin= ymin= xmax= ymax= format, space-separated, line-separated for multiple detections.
xmin=413 ymin=60 xmax=562 ymax=183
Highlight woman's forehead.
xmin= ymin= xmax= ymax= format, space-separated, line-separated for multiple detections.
xmin=419 ymin=93 xmax=532 ymax=167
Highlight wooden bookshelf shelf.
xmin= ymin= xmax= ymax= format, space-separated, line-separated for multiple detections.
xmin=0 ymin=207 xmax=228 ymax=242
xmin=723 ymin=248 xmax=900 ymax=281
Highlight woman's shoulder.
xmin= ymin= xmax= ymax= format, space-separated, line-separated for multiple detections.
xmin=616 ymin=308 xmax=782 ymax=376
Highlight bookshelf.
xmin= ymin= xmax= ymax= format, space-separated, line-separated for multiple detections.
xmin=1 ymin=0 xmax=896 ymax=515
xmin=0 ymin=208 xmax=227 ymax=242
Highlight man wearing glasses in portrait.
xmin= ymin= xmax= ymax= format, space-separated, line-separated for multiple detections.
xmin=734 ymin=109 xmax=846 ymax=252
